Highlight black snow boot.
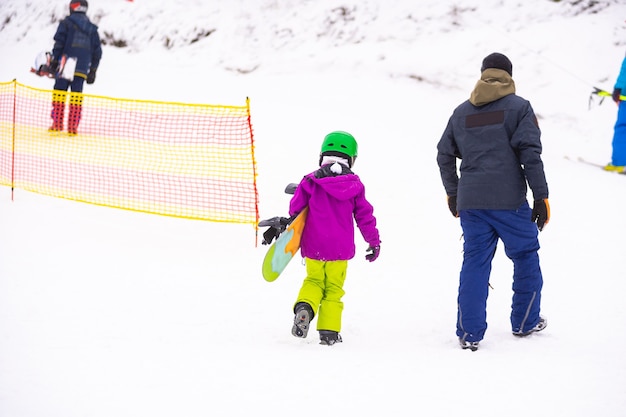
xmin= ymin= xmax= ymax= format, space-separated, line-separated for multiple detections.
xmin=513 ymin=316 xmax=547 ymax=337
xmin=292 ymin=302 xmax=314 ymax=338
xmin=319 ymin=330 xmax=342 ymax=346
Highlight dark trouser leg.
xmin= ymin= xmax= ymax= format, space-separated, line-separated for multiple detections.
xmin=457 ymin=210 xmax=498 ymax=343
xmin=496 ymin=203 xmax=543 ymax=334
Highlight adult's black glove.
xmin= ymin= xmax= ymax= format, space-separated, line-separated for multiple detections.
xmin=447 ymin=195 xmax=459 ymax=218
xmin=259 ymin=216 xmax=290 ymax=245
xmin=531 ymin=199 xmax=550 ymax=231
xmin=365 ymin=245 xmax=380 ymax=262
xmin=86 ymin=68 xmax=97 ymax=84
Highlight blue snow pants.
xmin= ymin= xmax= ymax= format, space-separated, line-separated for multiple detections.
xmin=53 ymin=76 xmax=85 ymax=93
xmin=612 ymin=100 xmax=626 ymax=166
xmin=457 ymin=202 xmax=543 ymax=343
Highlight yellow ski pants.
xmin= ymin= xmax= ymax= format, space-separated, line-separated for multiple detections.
xmin=295 ymin=258 xmax=348 ymax=333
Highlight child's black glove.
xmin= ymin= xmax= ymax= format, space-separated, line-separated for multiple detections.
xmin=365 ymin=245 xmax=380 ymax=262
xmin=87 ymin=68 xmax=97 ymax=84
xmin=259 ymin=216 xmax=290 ymax=245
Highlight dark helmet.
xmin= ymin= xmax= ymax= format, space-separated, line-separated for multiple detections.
xmin=69 ymin=0 xmax=88 ymax=14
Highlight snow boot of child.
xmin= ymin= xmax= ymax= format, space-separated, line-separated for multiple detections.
xmin=291 ymin=302 xmax=314 ymax=338
xmin=319 ymin=330 xmax=342 ymax=346
xmin=49 ymin=91 xmax=66 ymax=132
xmin=49 ymin=101 xmax=64 ymax=132
xmin=67 ymin=103 xmax=82 ymax=135
xmin=67 ymin=93 xmax=83 ymax=135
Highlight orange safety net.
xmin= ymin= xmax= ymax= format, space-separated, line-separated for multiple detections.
xmin=0 ymin=80 xmax=258 ymax=225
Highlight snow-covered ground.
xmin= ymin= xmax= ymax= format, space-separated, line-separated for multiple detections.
xmin=1 ymin=1 xmax=625 ymax=416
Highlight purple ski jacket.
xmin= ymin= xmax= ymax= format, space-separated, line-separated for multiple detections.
xmin=289 ymin=163 xmax=380 ymax=261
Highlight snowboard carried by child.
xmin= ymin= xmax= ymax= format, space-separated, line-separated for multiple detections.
xmin=260 ymin=185 xmax=308 ymax=282
xmin=30 ymin=51 xmax=76 ymax=81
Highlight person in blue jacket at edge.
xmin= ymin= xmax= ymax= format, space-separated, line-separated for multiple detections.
xmin=436 ymin=52 xmax=550 ymax=352
xmin=606 ymin=52 xmax=626 ymax=172
xmin=49 ymin=0 xmax=102 ymax=135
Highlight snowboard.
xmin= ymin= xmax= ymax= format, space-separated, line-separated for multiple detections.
xmin=30 ymin=51 xmax=76 ymax=81
xmin=261 ymin=206 xmax=308 ymax=282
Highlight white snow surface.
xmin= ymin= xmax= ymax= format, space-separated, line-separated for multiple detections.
xmin=1 ymin=0 xmax=626 ymax=416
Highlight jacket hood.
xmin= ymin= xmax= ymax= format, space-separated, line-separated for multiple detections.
xmin=307 ymin=165 xmax=363 ymax=201
xmin=469 ymin=68 xmax=516 ymax=106
xmin=68 ymin=13 xmax=96 ymax=32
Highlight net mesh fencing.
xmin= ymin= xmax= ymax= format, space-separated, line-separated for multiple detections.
xmin=0 ymin=81 xmax=258 ymax=225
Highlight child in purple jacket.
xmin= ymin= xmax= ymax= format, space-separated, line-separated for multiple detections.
xmin=288 ymin=131 xmax=381 ymax=345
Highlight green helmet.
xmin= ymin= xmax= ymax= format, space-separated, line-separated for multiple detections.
xmin=320 ymin=131 xmax=358 ymax=158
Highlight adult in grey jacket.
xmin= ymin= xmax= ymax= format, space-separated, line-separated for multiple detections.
xmin=436 ymin=53 xmax=550 ymax=351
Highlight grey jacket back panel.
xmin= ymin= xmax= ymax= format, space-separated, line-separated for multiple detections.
xmin=437 ymin=94 xmax=548 ymax=211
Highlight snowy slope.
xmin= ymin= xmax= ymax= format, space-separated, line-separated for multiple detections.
xmin=1 ymin=1 xmax=626 ymax=416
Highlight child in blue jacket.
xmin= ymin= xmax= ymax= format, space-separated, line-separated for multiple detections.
xmin=49 ymin=0 xmax=102 ymax=135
